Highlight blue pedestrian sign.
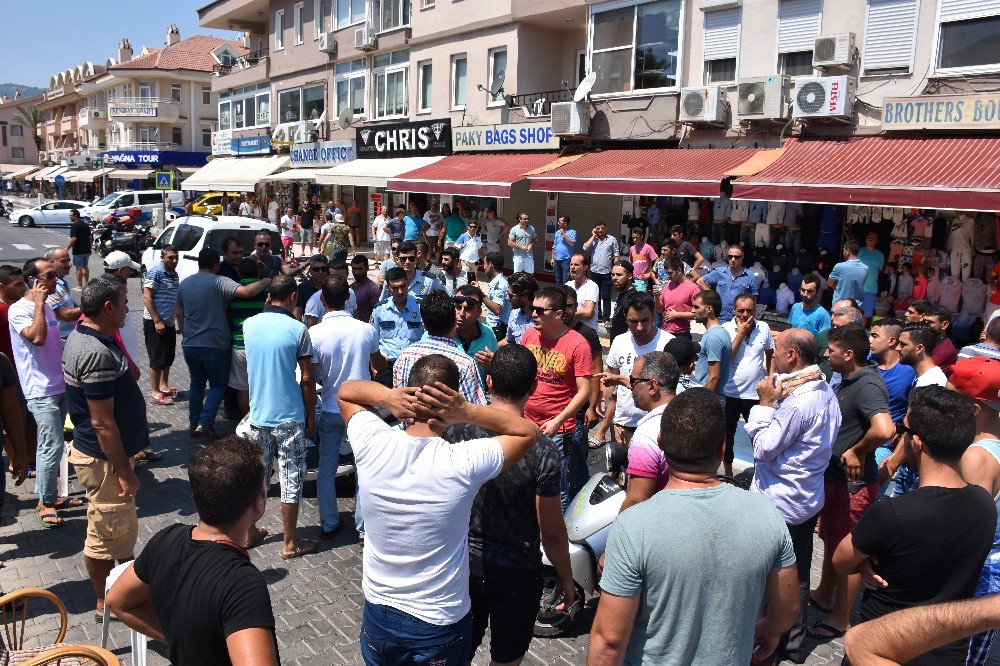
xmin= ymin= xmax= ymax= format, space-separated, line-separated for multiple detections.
xmin=53 ymin=174 xmax=65 ymax=187
xmin=154 ymin=171 xmax=173 ymax=190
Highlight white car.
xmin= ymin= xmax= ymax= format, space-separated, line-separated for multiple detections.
xmin=12 ymin=200 xmax=89 ymax=227
xmin=141 ymin=214 xmax=280 ymax=281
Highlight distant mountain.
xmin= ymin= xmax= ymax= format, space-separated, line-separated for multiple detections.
xmin=0 ymin=84 xmax=44 ymax=102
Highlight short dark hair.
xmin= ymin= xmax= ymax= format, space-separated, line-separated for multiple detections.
xmin=441 ymin=247 xmax=459 ymax=262
xmin=197 ymin=247 xmax=220 ymax=269
xmin=321 ymin=275 xmax=349 ymax=309
xmin=160 ymin=244 xmax=179 ymax=256
xmin=420 ymin=289 xmax=457 ymax=336
xmin=637 ymin=351 xmax=679 ymax=393
xmin=909 ymin=299 xmax=934 ymax=315
xmin=926 ymin=304 xmax=953 ymax=327
xmin=659 ymin=388 xmax=725 ymax=474
xmin=489 ymin=345 xmax=538 ymax=401
xmin=624 ymin=291 xmax=657 ymax=316
xmin=536 ymin=285 xmax=567 ymax=312
xmin=669 ymin=225 xmax=684 ymax=235
xmin=351 ymin=254 xmax=369 ymax=268
xmin=80 ymin=275 xmax=125 ymax=317
xmin=801 ymin=273 xmax=821 ymax=289
xmin=508 ymin=272 xmax=538 ymax=296
xmin=188 ymin=435 xmax=264 ymax=527
xmin=455 ymin=283 xmax=483 ymax=300
xmin=397 ymin=240 xmax=417 ymax=255
xmin=987 ymin=316 xmax=1000 ymax=344
xmin=220 ymin=237 xmax=243 ymax=253
xmin=22 ymin=257 xmax=46 ymax=281
xmin=407 ymin=353 xmax=460 ymax=392
xmin=734 ymin=292 xmax=757 ymax=307
xmin=572 ymin=252 xmax=590 ymax=266
xmin=415 ymin=240 xmax=429 ymax=254
xmin=873 ymin=317 xmax=905 ymax=342
xmin=695 ymin=289 xmax=723 ymax=318
xmin=907 ymin=386 xmax=977 ymax=462
xmin=843 ymin=239 xmax=860 ymax=254
xmin=664 ymin=258 xmax=683 ymax=272
xmin=328 ymin=258 xmax=348 ymax=273
xmin=664 ymin=336 xmax=698 ymax=369
xmin=484 ymin=251 xmax=504 ymax=270
xmin=615 ymin=260 xmax=634 ymax=276
xmin=901 ymin=323 xmax=938 ymax=352
xmin=269 ymin=274 xmax=296 ymax=301
xmin=560 ymin=284 xmax=577 ymax=305
xmin=385 ymin=266 xmax=407 ymax=283
xmin=238 ymin=257 xmax=261 ymax=279
xmin=828 ymin=324 xmax=871 ymax=359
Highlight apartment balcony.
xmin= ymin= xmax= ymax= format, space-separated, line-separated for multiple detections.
xmin=60 ymin=116 xmax=78 ymax=135
xmin=212 ymin=49 xmax=269 ymax=90
xmin=107 ymin=97 xmax=181 ymax=123
xmin=506 ymin=87 xmax=576 ymax=117
xmin=107 ymin=141 xmax=178 ymax=152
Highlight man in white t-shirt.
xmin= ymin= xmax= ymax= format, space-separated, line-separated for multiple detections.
xmin=483 ymin=207 xmax=508 ymax=256
xmin=279 ymin=206 xmax=297 ymax=259
xmin=304 ymin=261 xmax=356 ymax=326
xmin=372 ymin=212 xmax=391 ymax=266
xmin=721 ymin=293 xmax=775 ymax=477
xmin=266 ymin=197 xmax=279 ymax=225
xmin=338 ymin=354 xmax=539 ymax=664
xmin=898 ymin=323 xmax=949 ymax=388
xmin=454 ymin=221 xmax=484 ymax=275
xmin=566 ymin=253 xmax=599 ymax=332
xmin=599 ymin=292 xmax=672 ymax=450
xmin=10 ymin=258 xmax=70 ymax=527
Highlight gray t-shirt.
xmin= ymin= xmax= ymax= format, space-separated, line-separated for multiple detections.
xmin=601 ymin=484 xmax=795 ymax=665
xmin=177 ymin=273 xmax=239 ymax=350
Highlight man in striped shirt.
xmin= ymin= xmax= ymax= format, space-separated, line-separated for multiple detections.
xmin=142 ymin=246 xmax=180 ymax=406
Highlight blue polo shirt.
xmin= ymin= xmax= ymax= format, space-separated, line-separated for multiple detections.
xmin=371 ymin=294 xmax=424 ymax=360
xmin=403 ymin=214 xmax=423 ymax=241
xmin=788 ymin=303 xmax=831 ymax=339
xmin=829 ymin=258 xmax=869 ymax=305
xmin=702 ymin=266 xmax=758 ymax=323
xmin=243 ymin=306 xmax=313 ymax=427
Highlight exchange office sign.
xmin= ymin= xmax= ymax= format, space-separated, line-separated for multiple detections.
xmin=290 ymin=140 xmax=356 ymax=167
xmin=356 ymin=118 xmax=452 ymax=159
xmin=883 ymin=93 xmax=1000 ymax=131
xmin=452 ymin=121 xmax=559 ymax=152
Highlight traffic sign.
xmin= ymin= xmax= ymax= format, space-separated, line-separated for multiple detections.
xmin=53 ymin=174 xmax=65 ymax=187
xmin=154 ymin=171 xmax=173 ymax=190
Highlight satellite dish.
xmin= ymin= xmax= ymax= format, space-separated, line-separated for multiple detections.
xmin=337 ymin=107 xmax=353 ymax=130
xmin=488 ymin=70 xmax=505 ymax=98
xmin=574 ymin=71 xmax=597 ymax=102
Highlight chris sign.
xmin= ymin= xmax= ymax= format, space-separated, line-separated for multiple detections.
xmin=452 ymin=122 xmax=558 ymax=152
xmin=289 ymin=140 xmax=356 ymax=167
xmin=883 ymin=93 xmax=1000 ymax=131
xmin=356 ymin=118 xmax=452 ymax=159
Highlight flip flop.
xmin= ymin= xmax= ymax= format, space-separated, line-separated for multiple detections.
xmin=35 ymin=506 xmax=63 ymax=529
xmin=808 ymin=596 xmax=834 ymax=614
xmin=806 ymin=621 xmax=846 ymax=641
xmin=588 ymin=436 xmax=608 ymax=449
xmin=280 ymin=539 xmax=319 ymax=560
xmin=245 ymin=527 xmax=268 ymax=549
xmin=160 ymin=387 xmax=179 ymax=397
xmin=150 ymin=394 xmax=174 ymax=405
xmin=54 ymin=497 xmax=85 ymax=510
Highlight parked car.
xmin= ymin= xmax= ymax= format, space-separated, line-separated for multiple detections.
xmin=11 ymin=200 xmax=90 ymax=227
xmin=192 ymin=192 xmax=244 ymax=215
xmin=141 ymin=215 xmax=280 ymax=281
xmin=82 ymin=190 xmax=185 ymax=224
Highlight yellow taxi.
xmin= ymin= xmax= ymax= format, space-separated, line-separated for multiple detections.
xmin=191 ymin=192 xmax=243 ymax=215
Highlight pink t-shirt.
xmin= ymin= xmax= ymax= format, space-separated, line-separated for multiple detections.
xmin=630 ymin=243 xmax=658 ymax=278
xmin=522 ymin=327 xmax=594 ymax=433
xmin=627 ymin=404 xmax=669 ymax=489
xmin=659 ymin=279 xmax=701 ymax=334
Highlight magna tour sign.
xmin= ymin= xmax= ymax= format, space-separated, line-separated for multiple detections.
xmin=356 ymin=118 xmax=452 ymax=159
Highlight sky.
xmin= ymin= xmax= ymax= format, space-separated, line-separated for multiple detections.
xmin=0 ymin=0 xmax=241 ymax=87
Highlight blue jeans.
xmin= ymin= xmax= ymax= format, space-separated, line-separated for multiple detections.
xmin=592 ymin=271 xmax=612 ymax=321
xmin=552 ymin=432 xmax=582 ymax=514
xmin=28 ymin=395 xmax=67 ymax=505
xmin=360 ymin=602 xmax=472 ymax=666
xmin=318 ymin=411 xmax=346 ymax=531
xmin=183 ymin=346 xmax=230 ymax=430
xmin=553 ymin=259 xmax=570 ymax=286
xmin=569 ymin=419 xmax=590 ymax=503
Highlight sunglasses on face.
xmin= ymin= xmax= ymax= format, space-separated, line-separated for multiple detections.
xmin=398 ymin=255 xmax=416 ymax=263
xmin=257 ymin=242 xmax=270 ymax=248
xmin=453 ymin=296 xmax=481 ymax=309
xmin=728 ymin=254 xmax=743 ymax=260
xmin=629 ymin=376 xmax=654 ymax=386
xmin=531 ymin=306 xmax=556 ymax=315
xmin=39 ymin=271 xmax=57 ymax=279
xmin=310 ymin=265 xmax=329 ymax=272
xmin=896 ymin=422 xmax=914 ymax=437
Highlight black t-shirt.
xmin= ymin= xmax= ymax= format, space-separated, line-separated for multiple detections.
xmin=442 ymin=423 xmax=560 ymax=571
xmin=69 ymin=219 xmax=92 ymax=255
xmin=296 ymin=280 xmax=320 ymax=310
xmin=298 ymin=207 xmax=315 ymax=229
xmin=217 ymin=262 xmax=241 ymax=282
xmin=133 ymin=524 xmax=278 ymax=666
xmin=610 ymin=288 xmax=633 ymax=341
xmin=852 ymin=484 xmax=996 ymax=665
xmin=827 ymin=364 xmax=889 ymax=484
xmin=573 ymin=321 xmax=601 ymax=419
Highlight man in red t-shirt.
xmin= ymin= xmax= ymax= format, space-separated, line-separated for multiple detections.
xmin=521 ymin=286 xmax=593 ymax=510
xmin=0 ymin=266 xmax=27 ymax=373
xmin=657 ymin=257 xmax=700 ymax=338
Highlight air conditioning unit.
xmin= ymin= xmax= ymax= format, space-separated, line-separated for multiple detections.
xmin=679 ymin=86 xmax=727 ymax=124
xmin=813 ymin=32 xmax=856 ymax=69
xmin=551 ymin=101 xmax=590 ymax=137
xmin=291 ymin=121 xmax=310 ymax=143
xmin=736 ymin=75 xmax=789 ymax=120
xmin=319 ymin=31 xmax=337 ymax=54
xmin=354 ymin=25 xmax=376 ymax=51
xmin=92 ymin=110 xmax=104 ymax=119
xmin=793 ymin=75 xmax=857 ymax=119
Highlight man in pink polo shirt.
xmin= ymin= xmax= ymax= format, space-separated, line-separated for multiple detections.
xmin=658 ymin=258 xmax=700 ymax=339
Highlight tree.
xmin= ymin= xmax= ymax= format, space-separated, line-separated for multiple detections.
xmin=10 ymin=105 xmax=43 ymax=152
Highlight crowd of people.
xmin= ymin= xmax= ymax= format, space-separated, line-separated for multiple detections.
xmin=3 ymin=201 xmax=1000 ymax=666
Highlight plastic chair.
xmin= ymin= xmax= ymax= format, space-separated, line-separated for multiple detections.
xmin=100 ymin=562 xmax=147 ymax=666
xmin=22 ymin=644 xmax=121 ymax=665
xmin=0 ymin=587 xmax=67 ymax=651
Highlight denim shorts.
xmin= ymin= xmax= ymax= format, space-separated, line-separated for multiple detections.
xmin=251 ymin=421 xmax=307 ymax=504
xmin=72 ymin=253 xmax=90 ymax=267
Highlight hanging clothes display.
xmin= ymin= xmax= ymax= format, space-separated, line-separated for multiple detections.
xmin=951 ymin=214 xmax=976 ymax=282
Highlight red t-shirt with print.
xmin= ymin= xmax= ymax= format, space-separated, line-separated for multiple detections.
xmin=521 ymin=327 xmax=594 ymax=433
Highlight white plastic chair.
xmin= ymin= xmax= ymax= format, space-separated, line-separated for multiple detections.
xmin=100 ymin=561 xmax=148 ymax=666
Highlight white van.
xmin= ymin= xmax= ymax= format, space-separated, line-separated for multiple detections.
xmin=84 ymin=190 xmax=185 ymax=224
xmin=141 ymin=215 xmax=279 ymax=281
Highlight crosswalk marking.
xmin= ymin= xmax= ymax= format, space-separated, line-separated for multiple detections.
xmin=43 ymin=244 xmax=60 ymax=248
xmin=12 ymin=243 xmax=33 ymax=250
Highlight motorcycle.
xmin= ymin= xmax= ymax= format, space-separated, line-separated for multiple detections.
xmin=96 ymin=215 xmax=153 ymax=262
xmin=0 ymin=198 xmax=14 ymax=218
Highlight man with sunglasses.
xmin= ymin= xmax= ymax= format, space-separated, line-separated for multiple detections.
xmin=377 ymin=241 xmax=401 ymax=287
xmin=447 ymin=285 xmax=497 ymax=386
xmin=378 ymin=241 xmax=442 ymax=305
xmin=695 ymin=244 xmax=757 ymax=323
xmin=293 ymin=255 xmax=330 ymax=322
xmin=305 ymin=259 xmax=356 ymax=327
xmin=252 ymin=230 xmax=305 ymax=280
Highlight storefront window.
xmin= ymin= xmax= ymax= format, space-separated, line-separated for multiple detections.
xmin=590 ymin=0 xmax=681 ymax=94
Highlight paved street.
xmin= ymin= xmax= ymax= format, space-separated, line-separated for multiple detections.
xmin=0 ymin=220 xmax=855 ymax=665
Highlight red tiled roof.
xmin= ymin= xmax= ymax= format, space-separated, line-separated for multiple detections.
xmin=528 ymin=148 xmax=763 ymax=197
xmin=388 ymin=152 xmax=563 ymax=197
xmin=110 ymin=35 xmax=247 ymax=73
xmin=732 ymin=136 xmax=1000 ymax=211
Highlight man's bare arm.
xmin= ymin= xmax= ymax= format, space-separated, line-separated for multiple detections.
xmin=106 ymin=565 xmax=165 ymax=642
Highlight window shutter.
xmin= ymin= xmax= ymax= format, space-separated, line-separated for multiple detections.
xmin=704 ymin=8 xmax=741 ymax=61
xmin=777 ymin=0 xmax=823 ymax=53
xmin=863 ymin=0 xmax=918 ymax=72
xmin=940 ymin=0 xmax=1000 ymax=22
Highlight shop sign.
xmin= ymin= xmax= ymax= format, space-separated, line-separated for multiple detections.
xmin=212 ymin=130 xmax=232 ymax=156
xmin=109 ymin=106 xmax=157 ymax=118
xmin=356 ymin=118 xmax=451 ymax=159
xmin=102 ymin=151 xmax=209 ymax=167
xmin=452 ymin=121 xmax=559 ymax=152
xmin=883 ymin=93 xmax=1000 ymax=131
xmin=289 ymin=140 xmax=356 ymax=167
xmin=232 ymin=134 xmax=272 ymax=155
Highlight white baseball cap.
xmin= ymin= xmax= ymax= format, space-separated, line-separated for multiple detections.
xmin=103 ymin=251 xmax=140 ymax=272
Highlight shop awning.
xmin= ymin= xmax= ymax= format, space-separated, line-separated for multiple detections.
xmin=33 ymin=165 xmax=61 ymax=181
xmin=388 ymin=152 xmax=564 ymax=198
xmin=260 ymin=167 xmax=324 ymax=183
xmin=5 ymin=165 xmax=39 ymax=179
xmin=732 ymin=136 xmax=1000 ymax=211
xmin=175 ymin=166 xmax=200 ymax=177
xmin=107 ymin=169 xmax=153 ymax=180
xmin=180 ymin=156 xmax=290 ymax=192
xmin=42 ymin=166 xmax=70 ymax=182
xmin=68 ymin=167 xmax=114 ymax=182
xmin=315 ymin=156 xmax=444 ymax=188
xmin=528 ymin=148 xmax=765 ymax=197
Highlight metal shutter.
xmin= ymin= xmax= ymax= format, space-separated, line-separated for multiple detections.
xmin=777 ymin=0 xmax=823 ymax=53
xmin=557 ymin=193 xmax=630 ymax=250
xmin=863 ymin=0 xmax=919 ymax=72
xmin=940 ymin=0 xmax=1000 ymax=22
xmin=704 ymin=8 xmax=741 ymax=61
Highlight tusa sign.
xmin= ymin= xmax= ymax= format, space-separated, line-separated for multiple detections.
xmin=452 ymin=121 xmax=559 ymax=152
xmin=883 ymin=93 xmax=1000 ymax=131
xmin=356 ymin=118 xmax=451 ymax=159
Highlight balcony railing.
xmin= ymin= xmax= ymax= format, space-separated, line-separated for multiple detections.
xmin=506 ymin=87 xmax=577 ymax=116
xmin=213 ymin=48 xmax=269 ymax=76
xmin=107 ymin=141 xmax=178 ymax=151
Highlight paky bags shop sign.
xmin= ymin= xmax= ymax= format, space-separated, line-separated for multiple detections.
xmin=883 ymin=93 xmax=1000 ymax=131
xmin=452 ymin=121 xmax=559 ymax=152
xmin=356 ymin=118 xmax=452 ymax=159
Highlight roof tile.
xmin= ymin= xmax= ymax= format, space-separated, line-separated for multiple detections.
xmin=110 ymin=34 xmax=247 ymax=73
